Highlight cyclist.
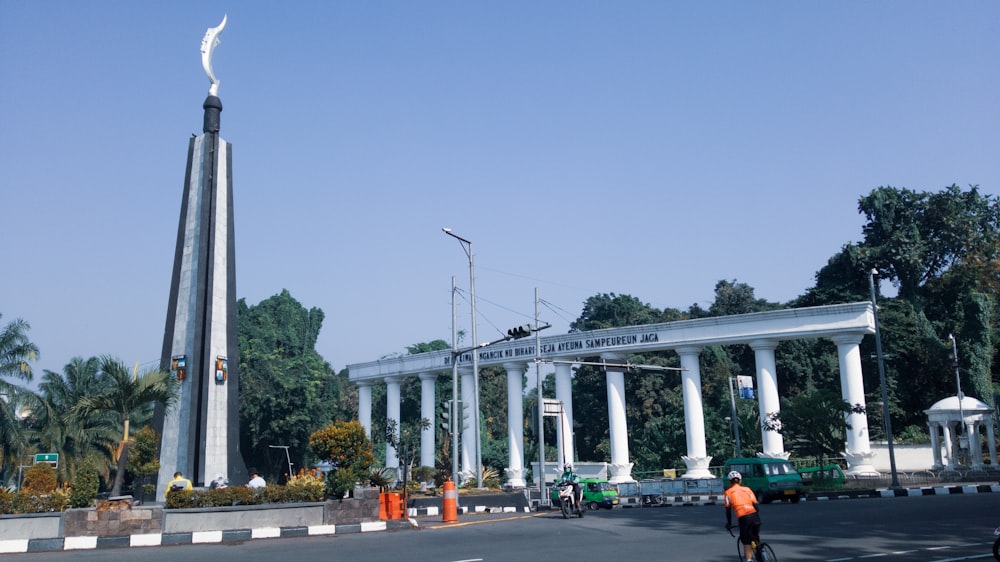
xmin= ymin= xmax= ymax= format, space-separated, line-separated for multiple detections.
xmin=559 ymin=465 xmax=582 ymax=509
xmin=724 ymin=470 xmax=761 ymax=562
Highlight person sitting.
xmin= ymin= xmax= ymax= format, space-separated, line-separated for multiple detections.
xmin=247 ymin=468 xmax=266 ymax=489
xmin=559 ymin=465 xmax=581 ymax=507
xmin=209 ymin=474 xmax=229 ymax=489
xmin=166 ymin=471 xmax=192 ymax=493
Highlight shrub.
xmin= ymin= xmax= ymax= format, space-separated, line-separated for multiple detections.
xmin=69 ymin=463 xmax=101 ymax=508
xmin=327 ymin=469 xmax=357 ymax=500
xmin=22 ymin=463 xmax=58 ymax=494
xmin=285 ymin=470 xmax=325 ymax=502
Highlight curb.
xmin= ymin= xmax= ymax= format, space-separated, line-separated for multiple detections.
xmin=807 ymin=483 xmax=1000 ymax=501
xmin=407 ymin=505 xmax=530 ymax=517
xmin=0 ymin=519 xmax=416 ymax=555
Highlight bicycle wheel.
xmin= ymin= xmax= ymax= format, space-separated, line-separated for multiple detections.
xmin=756 ymin=542 xmax=777 ymax=562
xmin=735 ymin=536 xmax=745 ymax=561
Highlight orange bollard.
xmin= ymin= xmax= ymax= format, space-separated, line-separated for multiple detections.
xmin=378 ymin=492 xmax=388 ymax=520
xmin=442 ymin=478 xmax=458 ymax=523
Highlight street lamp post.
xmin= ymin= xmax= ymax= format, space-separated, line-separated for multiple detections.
xmin=443 ymin=228 xmax=482 ymax=488
xmin=727 ymin=377 xmax=742 ymax=457
xmin=450 ymin=276 xmax=461 ymax=483
xmin=948 ymin=334 xmax=967 ymax=454
xmin=269 ymin=445 xmax=293 ymax=482
xmin=869 ymin=269 xmax=901 ymax=488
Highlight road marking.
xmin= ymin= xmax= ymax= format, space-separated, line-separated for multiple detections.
xmin=430 ymin=513 xmax=543 ymax=529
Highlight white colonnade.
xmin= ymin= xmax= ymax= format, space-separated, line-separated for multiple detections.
xmin=349 ymin=302 xmax=880 ymax=485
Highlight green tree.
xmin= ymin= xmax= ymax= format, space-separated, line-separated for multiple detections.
xmin=0 ymin=315 xmax=39 ymax=483
xmin=29 ymin=357 xmax=118 ymax=485
xmin=238 ymin=290 xmax=340 ymax=481
xmin=778 ymin=389 xmax=859 ymax=468
xmin=126 ymin=426 xmax=161 ymax=502
xmin=309 ymin=420 xmax=374 ymax=498
xmin=71 ymin=356 xmax=178 ymax=497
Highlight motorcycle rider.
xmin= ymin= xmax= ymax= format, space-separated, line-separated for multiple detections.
xmin=559 ymin=465 xmax=582 ymax=509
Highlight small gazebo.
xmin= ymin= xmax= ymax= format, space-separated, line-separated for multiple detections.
xmin=925 ymin=395 xmax=998 ymax=470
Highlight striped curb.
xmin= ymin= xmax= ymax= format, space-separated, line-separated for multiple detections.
xmin=0 ymin=520 xmax=411 ymax=555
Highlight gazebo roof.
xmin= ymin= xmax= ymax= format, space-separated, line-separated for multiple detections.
xmin=925 ymin=394 xmax=991 ymax=414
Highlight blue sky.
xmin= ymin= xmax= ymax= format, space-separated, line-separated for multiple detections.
xmin=2 ymin=1 xmax=997 ymax=382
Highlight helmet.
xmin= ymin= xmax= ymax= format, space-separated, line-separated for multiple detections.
xmin=563 ymin=465 xmax=573 ymax=472
xmin=727 ymin=470 xmax=742 ymax=482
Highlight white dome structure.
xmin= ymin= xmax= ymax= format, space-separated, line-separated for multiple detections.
xmin=925 ymin=394 xmax=997 ymax=470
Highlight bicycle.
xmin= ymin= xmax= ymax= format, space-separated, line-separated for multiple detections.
xmin=728 ymin=524 xmax=777 ymax=562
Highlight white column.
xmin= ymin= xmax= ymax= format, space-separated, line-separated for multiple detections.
xmin=942 ymin=422 xmax=955 ymax=467
xmin=987 ymin=417 xmax=998 ymax=466
xmin=357 ymin=380 xmax=374 ymax=440
xmin=970 ymin=421 xmax=984 ymax=468
xmin=385 ymin=376 xmax=402 ymax=479
xmin=554 ymin=362 xmax=575 ymax=466
xmin=504 ymin=362 xmax=527 ymax=487
xmin=676 ymin=346 xmax=711 ymax=478
xmin=750 ymin=340 xmax=786 ymax=459
xmin=460 ymin=367 xmax=475 ymax=479
xmin=418 ymin=372 xmax=437 ymax=470
xmin=832 ymin=334 xmax=877 ymax=475
xmin=602 ymin=352 xmax=634 ymax=483
xmin=928 ymin=421 xmax=943 ymax=470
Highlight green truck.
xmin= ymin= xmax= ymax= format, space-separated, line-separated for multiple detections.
xmin=550 ymin=478 xmax=620 ymax=510
xmin=724 ymin=457 xmax=805 ymax=504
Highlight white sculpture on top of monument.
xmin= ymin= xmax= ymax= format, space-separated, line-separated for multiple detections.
xmin=201 ymin=14 xmax=227 ymax=97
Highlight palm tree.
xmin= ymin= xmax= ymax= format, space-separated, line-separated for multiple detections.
xmin=71 ymin=356 xmax=178 ymax=497
xmin=0 ymin=315 xmax=39 ymax=483
xmin=28 ymin=357 xmax=119 ymax=484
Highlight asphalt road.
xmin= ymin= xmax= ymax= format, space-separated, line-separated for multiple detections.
xmin=9 ymin=493 xmax=998 ymax=561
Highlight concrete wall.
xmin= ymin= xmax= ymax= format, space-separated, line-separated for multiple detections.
xmin=0 ymin=490 xmax=382 ymax=542
xmin=163 ymin=503 xmax=325 ymax=533
xmin=0 ymin=513 xmax=61 ymax=540
xmin=869 ymin=443 xmax=936 ymax=472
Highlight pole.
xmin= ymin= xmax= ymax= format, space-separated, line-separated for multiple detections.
xmin=949 ymin=334 xmax=966 ymax=453
xmin=442 ymin=229 xmax=482 ymax=488
xmin=451 ymin=276 xmax=461 ymax=485
xmin=469 ymin=240 xmax=482 ymax=488
xmin=870 ymin=269 xmax=901 ymax=488
xmin=536 ymin=288 xmax=547 ymax=507
xmin=727 ymin=377 xmax=742 ymax=456
xmin=269 ymin=445 xmax=293 ymax=480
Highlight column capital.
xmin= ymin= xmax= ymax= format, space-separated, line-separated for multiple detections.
xmin=674 ymin=345 xmax=703 ymax=356
xmin=831 ymin=333 xmax=865 ymax=346
xmin=600 ymin=352 xmax=626 ymax=363
xmin=417 ymin=372 xmax=438 ymax=382
xmin=383 ymin=375 xmax=404 ymax=384
xmin=749 ymin=339 xmax=779 ymax=351
xmin=355 ymin=379 xmax=376 ymax=388
xmin=502 ymin=361 xmax=528 ymax=373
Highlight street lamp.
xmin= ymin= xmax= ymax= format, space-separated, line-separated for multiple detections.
xmin=869 ymin=268 xmax=901 ymax=488
xmin=269 ymin=445 xmax=293 ymax=482
xmin=442 ymin=228 xmax=482 ymax=488
xmin=726 ymin=377 xmax=742 ymax=457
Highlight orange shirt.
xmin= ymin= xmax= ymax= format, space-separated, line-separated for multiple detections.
xmin=724 ymin=484 xmax=758 ymax=518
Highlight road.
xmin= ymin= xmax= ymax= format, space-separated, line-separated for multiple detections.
xmin=8 ymin=494 xmax=998 ymax=561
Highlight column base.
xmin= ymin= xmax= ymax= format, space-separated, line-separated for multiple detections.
xmin=756 ymin=451 xmax=790 ymax=460
xmin=843 ymin=450 xmax=879 ymax=476
xmin=608 ymin=462 xmax=635 ymax=484
xmin=504 ymin=467 xmax=526 ymax=488
xmin=681 ymin=455 xmax=714 ymax=479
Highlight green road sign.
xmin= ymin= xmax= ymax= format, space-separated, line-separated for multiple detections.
xmin=34 ymin=453 xmax=58 ymax=468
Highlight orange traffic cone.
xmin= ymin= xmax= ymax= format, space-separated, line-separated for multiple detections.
xmin=442 ymin=478 xmax=458 ymax=523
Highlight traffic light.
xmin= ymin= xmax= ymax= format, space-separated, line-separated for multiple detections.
xmin=215 ymin=356 xmax=228 ymax=383
xmin=507 ymin=324 xmax=533 ymax=339
xmin=440 ymin=400 xmax=452 ymax=434
xmin=458 ymin=400 xmax=471 ymax=433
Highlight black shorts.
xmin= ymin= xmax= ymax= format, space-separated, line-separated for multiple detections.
xmin=738 ymin=512 xmax=761 ymax=545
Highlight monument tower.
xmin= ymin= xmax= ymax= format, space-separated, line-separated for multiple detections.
xmin=154 ymin=15 xmax=245 ymax=499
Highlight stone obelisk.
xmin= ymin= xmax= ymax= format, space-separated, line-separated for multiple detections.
xmin=154 ymin=15 xmax=245 ymax=500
